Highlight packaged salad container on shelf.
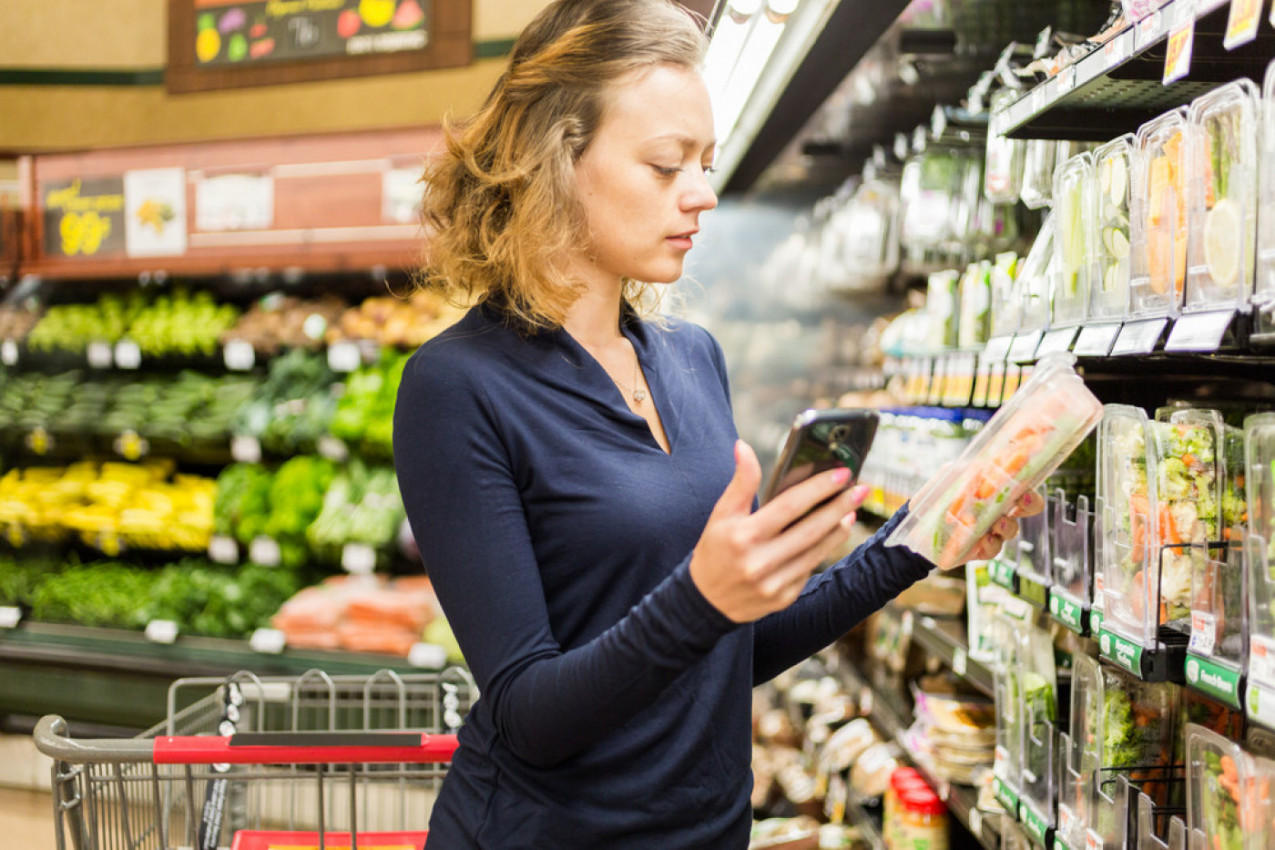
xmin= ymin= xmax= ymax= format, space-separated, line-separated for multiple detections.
xmin=990 ymin=251 xmax=1022 ymax=339
xmin=1022 ymin=140 xmax=1059 ymax=210
xmin=987 ymin=88 xmax=1027 ymax=204
xmin=1017 ymin=212 xmax=1056 ymax=333
xmin=1256 ymin=60 xmax=1275 ymax=339
xmin=958 ymin=260 xmax=992 ymax=349
xmin=993 ymin=600 xmax=1032 ymax=813
xmin=1184 ymin=80 xmax=1261 ymax=314
xmin=887 ymin=353 xmax=1102 ymax=571
xmin=1049 ymin=487 xmax=1094 ymax=634
xmin=1130 ymin=108 xmax=1190 ymax=319
xmin=928 ymin=269 xmax=961 ymax=350
xmin=1092 ymin=135 xmax=1137 ymax=322
xmin=1185 ymin=725 xmax=1275 ymax=850
xmin=1245 ymin=414 xmax=1275 ymax=728
xmin=1058 ymin=655 xmax=1102 ymax=850
xmin=1053 ymin=151 xmax=1097 ymax=328
xmin=1015 ymin=484 xmax=1052 ymax=607
xmin=1016 ymin=620 xmax=1059 ymax=841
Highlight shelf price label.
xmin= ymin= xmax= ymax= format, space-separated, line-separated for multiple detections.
xmin=250 ymin=628 xmax=287 ymax=654
xmin=1103 ymin=31 xmax=1131 ymax=69
xmin=1136 ymin=11 xmax=1163 ymax=50
xmin=1163 ymin=7 xmax=1196 ymax=84
xmin=114 ymin=339 xmax=141 ymax=370
xmin=1224 ymin=0 xmax=1262 ymax=48
xmin=114 ymin=429 xmax=149 ymax=461
xmin=1 ymin=340 xmax=18 ymax=367
xmin=342 ymin=543 xmax=377 ymax=575
xmin=231 ymin=434 xmax=262 ymax=464
xmin=87 ymin=340 xmax=113 ymax=369
xmin=208 ymin=534 xmax=240 ymax=565
xmin=145 ymin=619 xmax=179 ymax=644
xmin=327 ymin=341 xmax=362 ymax=373
xmin=249 ymin=536 xmax=282 ymax=567
xmin=0 ymin=606 xmax=20 ymax=629
xmin=223 ymin=339 xmax=256 ymax=371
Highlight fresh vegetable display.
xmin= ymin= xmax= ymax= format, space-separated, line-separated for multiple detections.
xmin=888 ymin=354 xmax=1102 ymax=570
xmin=233 ymin=348 xmax=338 ymax=455
xmin=0 ymin=305 xmax=42 ymax=341
xmin=260 ymin=456 xmax=338 ymax=568
xmin=1092 ymin=135 xmax=1134 ymax=318
xmin=212 ymin=462 xmax=274 ymax=545
xmin=1186 ymin=726 xmax=1274 ymax=850
xmin=1131 ymin=109 xmax=1189 ymax=315
xmin=1053 ymin=151 xmax=1095 ymax=327
xmin=326 ymin=290 xmax=464 ymax=349
xmin=328 ymin=350 xmax=408 ymax=458
xmin=26 ymin=289 xmax=240 ymax=357
xmin=143 ymin=559 xmax=302 ymax=639
xmin=1185 ymin=80 xmax=1260 ymax=310
xmin=307 ymin=460 xmax=405 ymax=563
xmin=1257 ymin=61 xmax=1275 ymax=338
xmin=221 ymin=293 xmax=348 ymax=355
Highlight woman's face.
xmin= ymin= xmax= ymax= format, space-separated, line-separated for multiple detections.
xmin=571 ymin=63 xmax=718 ymax=289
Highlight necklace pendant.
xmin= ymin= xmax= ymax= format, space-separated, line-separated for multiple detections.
xmin=633 ymin=388 xmax=648 ymax=403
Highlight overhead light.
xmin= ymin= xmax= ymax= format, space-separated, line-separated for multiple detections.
xmin=702 ymin=0 xmax=839 ymax=192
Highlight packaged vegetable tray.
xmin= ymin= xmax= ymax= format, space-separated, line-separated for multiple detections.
xmin=1053 ymin=150 xmax=1097 ymax=328
xmin=1185 ymin=725 xmax=1275 ymax=850
xmin=1245 ymin=414 xmax=1275 ymax=710
xmin=1130 ymin=108 xmax=1190 ymax=318
xmin=887 ymin=353 xmax=1102 ymax=570
xmin=1091 ymin=134 xmax=1136 ymax=322
xmin=1256 ymin=60 xmax=1275 ymax=338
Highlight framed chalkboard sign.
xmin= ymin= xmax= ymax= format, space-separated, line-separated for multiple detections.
xmin=168 ymin=0 xmax=471 ymax=93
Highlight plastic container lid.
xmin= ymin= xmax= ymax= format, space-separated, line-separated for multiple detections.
xmin=1255 ymin=59 xmax=1275 ymax=335
xmin=887 ymin=353 xmax=1103 ymax=570
xmin=1184 ymin=79 xmax=1261 ymax=313
xmin=899 ymin=784 xmax=947 ymax=817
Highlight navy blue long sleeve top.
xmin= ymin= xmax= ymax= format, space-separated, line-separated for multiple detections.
xmin=392 ymin=302 xmax=934 ymax=848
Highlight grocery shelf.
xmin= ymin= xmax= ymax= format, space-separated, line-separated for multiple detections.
xmin=0 ymin=621 xmax=424 ymax=731
xmin=998 ymin=0 xmax=1275 ymax=140
xmin=899 ymin=605 xmax=996 ymax=698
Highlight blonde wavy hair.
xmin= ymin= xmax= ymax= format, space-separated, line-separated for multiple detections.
xmin=417 ymin=0 xmax=708 ymax=332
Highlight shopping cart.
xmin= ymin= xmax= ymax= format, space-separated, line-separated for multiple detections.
xmin=34 ymin=667 xmax=477 ymax=850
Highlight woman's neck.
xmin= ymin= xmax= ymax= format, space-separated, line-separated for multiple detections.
xmin=562 ymin=280 xmax=627 ymax=349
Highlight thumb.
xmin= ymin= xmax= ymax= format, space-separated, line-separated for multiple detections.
xmin=713 ymin=440 xmax=762 ymax=518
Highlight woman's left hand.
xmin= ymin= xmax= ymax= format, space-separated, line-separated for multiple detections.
xmin=960 ymin=489 xmax=1045 ymax=563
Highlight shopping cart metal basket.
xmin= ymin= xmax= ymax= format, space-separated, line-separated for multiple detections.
xmin=34 ymin=667 xmax=477 ymax=850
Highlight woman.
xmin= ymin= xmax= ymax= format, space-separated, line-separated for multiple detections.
xmin=393 ymin=0 xmax=1032 ymax=845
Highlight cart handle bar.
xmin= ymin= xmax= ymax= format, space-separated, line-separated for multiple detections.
xmin=35 ymin=716 xmax=459 ymax=766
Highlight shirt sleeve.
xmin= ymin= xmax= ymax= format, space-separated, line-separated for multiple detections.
xmin=393 ymin=349 xmax=738 ymax=770
xmin=751 ymin=505 xmax=936 ymax=685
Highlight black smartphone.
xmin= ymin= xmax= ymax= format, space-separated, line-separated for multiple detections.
xmin=761 ymin=408 xmax=880 ymax=507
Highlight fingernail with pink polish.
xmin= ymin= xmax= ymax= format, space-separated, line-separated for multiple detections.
xmin=832 ymin=468 xmax=851 ymax=485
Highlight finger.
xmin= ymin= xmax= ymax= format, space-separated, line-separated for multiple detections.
xmin=752 ymin=486 xmax=861 ymax=574
xmin=753 ymin=466 xmax=855 ymax=539
xmin=992 ymin=515 xmax=1019 ymax=540
xmin=970 ymin=533 xmax=1006 ymax=563
xmin=710 ymin=440 xmax=763 ymax=520
xmin=1006 ymin=489 xmax=1045 ymax=518
xmin=758 ymin=521 xmax=853 ymax=603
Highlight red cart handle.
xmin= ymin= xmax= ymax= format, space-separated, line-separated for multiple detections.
xmin=154 ymin=731 xmax=459 ymax=765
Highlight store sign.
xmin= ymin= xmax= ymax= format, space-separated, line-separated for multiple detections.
xmin=42 ymin=177 xmax=127 ymax=258
xmin=1186 ymin=654 xmax=1242 ymax=709
xmin=124 ymin=168 xmax=188 ymax=257
xmin=1050 ymin=590 xmax=1086 ymax=635
xmin=1162 ymin=2 xmax=1196 ymax=85
xmin=1099 ymin=628 xmax=1145 ymax=677
xmin=1224 ymin=0 xmax=1263 ymax=48
xmin=193 ymin=0 xmax=430 ymax=68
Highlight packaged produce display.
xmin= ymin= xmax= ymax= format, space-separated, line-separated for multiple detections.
xmin=1058 ymin=654 xmax=1102 ymax=850
xmin=1016 ymin=211 xmax=1056 ymax=332
xmin=1052 ymin=151 xmax=1096 ymax=328
xmin=1246 ymin=414 xmax=1275 ymax=726
xmin=985 ymin=87 xmax=1027 ymax=204
xmin=957 ymin=261 xmax=991 ymax=349
xmin=271 ymin=574 xmax=448 ymax=657
xmin=927 ymin=269 xmax=961 ymax=351
xmin=1092 ymin=135 xmax=1135 ymax=322
xmin=1185 ymin=725 xmax=1275 ymax=850
xmin=1130 ymin=109 xmax=1190 ymax=318
xmin=1021 ymin=140 xmax=1059 ymax=210
xmin=887 ymin=354 xmax=1102 ymax=570
xmin=1016 ymin=618 xmax=1058 ymax=836
xmin=1184 ymin=80 xmax=1261 ymax=313
xmin=1257 ymin=60 xmax=1275 ymax=338
xmin=989 ymin=251 xmax=1021 ymax=339
xmin=1049 ymin=487 xmax=1094 ymax=633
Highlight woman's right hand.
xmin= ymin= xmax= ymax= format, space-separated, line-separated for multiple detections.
xmin=689 ymin=440 xmax=867 ymax=623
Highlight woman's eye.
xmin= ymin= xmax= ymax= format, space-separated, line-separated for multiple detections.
xmin=652 ymin=165 xmax=681 ymax=177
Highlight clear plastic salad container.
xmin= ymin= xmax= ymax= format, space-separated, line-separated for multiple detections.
xmin=1185 ymin=725 xmax=1275 ymax=850
xmin=958 ymin=260 xmax=992 ymax=349
xmin=887 ymin=353 xmax=1102 ymax=570
xmin=1246 ymin=414 xmax=1275 ymax=713
xmin=1059 ymin=654 xmax=1104 ymax=850
xmin=1256 ymin=60 xmax=1275 ymax=338
xmin=1092 ymin=134 xmax=1137 ymax=321
xmin=1050 ymin=487 xmax=1094 ymax=620
xmin=901 ymin=148 xmax=962 ymax=252
xmin=1021 ymin=139 xmax=1059 ymax=210
xmin=993 ymin=602 xmax=1031 ymax=808
xmin=990 ymin=251 xmax=1021 ymax=339
xmin=1053 ymin=151 xmax=1098 ymax=327
xmin=1017 ymin=619 xmax=1058 ymax=827
xmin=986 ymin=87 xmax=1027 ymax=204
xmin=927 ymin=269 xmax=960 ymax=350
xmin=1184 ymin=80 xmax=1261 ymax=313
xmin=1017 ymin=212 xmax=1056 ymax=333
xmin=1131 ymin=108 xmax=1190 ymax=318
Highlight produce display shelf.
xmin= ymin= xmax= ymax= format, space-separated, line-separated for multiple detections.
xmin=998 ymin=0 xmax=1275 ymax=140
xmin=900 ymin=606 xmax=996 ymax=698
xmin=838 ymin=656 xmax=1004 ymax=850
xmin=0 ymin=621 xmax=424 ymax=731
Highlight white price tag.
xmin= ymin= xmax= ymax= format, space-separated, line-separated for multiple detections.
xmin=342 ymin=543 xmax=377 ymax=575
xmin=1 ymin=340 xmax=18 ymax=367
xmin=327 ymin=342 xmax=362 ymax=373
xmin=1086 ymin=829 xmax=1103 ymax=850
xmin=994 ymin=744 xmax=1009 ymax=779
xmin=317 ymin=435 xmax=349 ymax=462
xmin=231 ymin=435 xmax=262 ymax=464
xmin=409 ymin=642 xmax=448 ymax=669
xmin=223 ymin=339 xmax=256 ymax=371
xmin=208 ymin=534 xmax=239 ymax=564
xmin=1250 ymin=634 xmax=1275 ymax=687
xmin=968 ymin=806 xmax=983 ymax=836
xmin=1059 ymin=65 xmax=1077 ymax=95
xmin=1164 ymin=309 xmax=1235 ymax=352
xmin=145 ymin=619 xmax=179 ymax=644
xmin=249 ymin=628 xmax=287 ymax=654
xmin=1137 ymin=11 xmax=1163 ymax=50
xmin=87 ymin=340 xmax=113 ymax=369
xmin=1103 ymin=32 xmax=1130 ymax=69
xmin=953 ymin=647 xmax=968 ymax=676
xmin=1112 ymin=318 xmax=1167 ymax=354
xmin=1059 ymin=803 xmax=1075 ymax=837
xmin=1030 ymin=86 xmax=1047 ymax=115
xmin=114 ymin=339 xmax=141 ymax=370
xmin=0 ymin=606 xmax=21 ymax=629
xmin=1074 ymin=324 xmax=1121 ymax=357
xmin=1189 ymin=611 xmax=1218 ymax=656
xmin=249 ymin=536 xmax=281 ymax=567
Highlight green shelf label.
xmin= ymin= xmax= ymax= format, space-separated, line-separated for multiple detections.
xmin=1099 ymin=628 xmax=1145 ymax=677
xmin=1019 ymin=574 xmax=1049 ymax=609
xmin=1090 ymin=608 xmax=1104 ymax=634
xmin=994 ymin=776 xmax=1020 ymax=812
xmin=1050 ymin=591 xmax=1086 ymax=634
xmin=991 ymin=558 xmax=1018 ymax=591
xmin=1186 ymin=654 xmax=1242 ymax=709
xmin=1021 ymin=799 xmax=1051 ymax=846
